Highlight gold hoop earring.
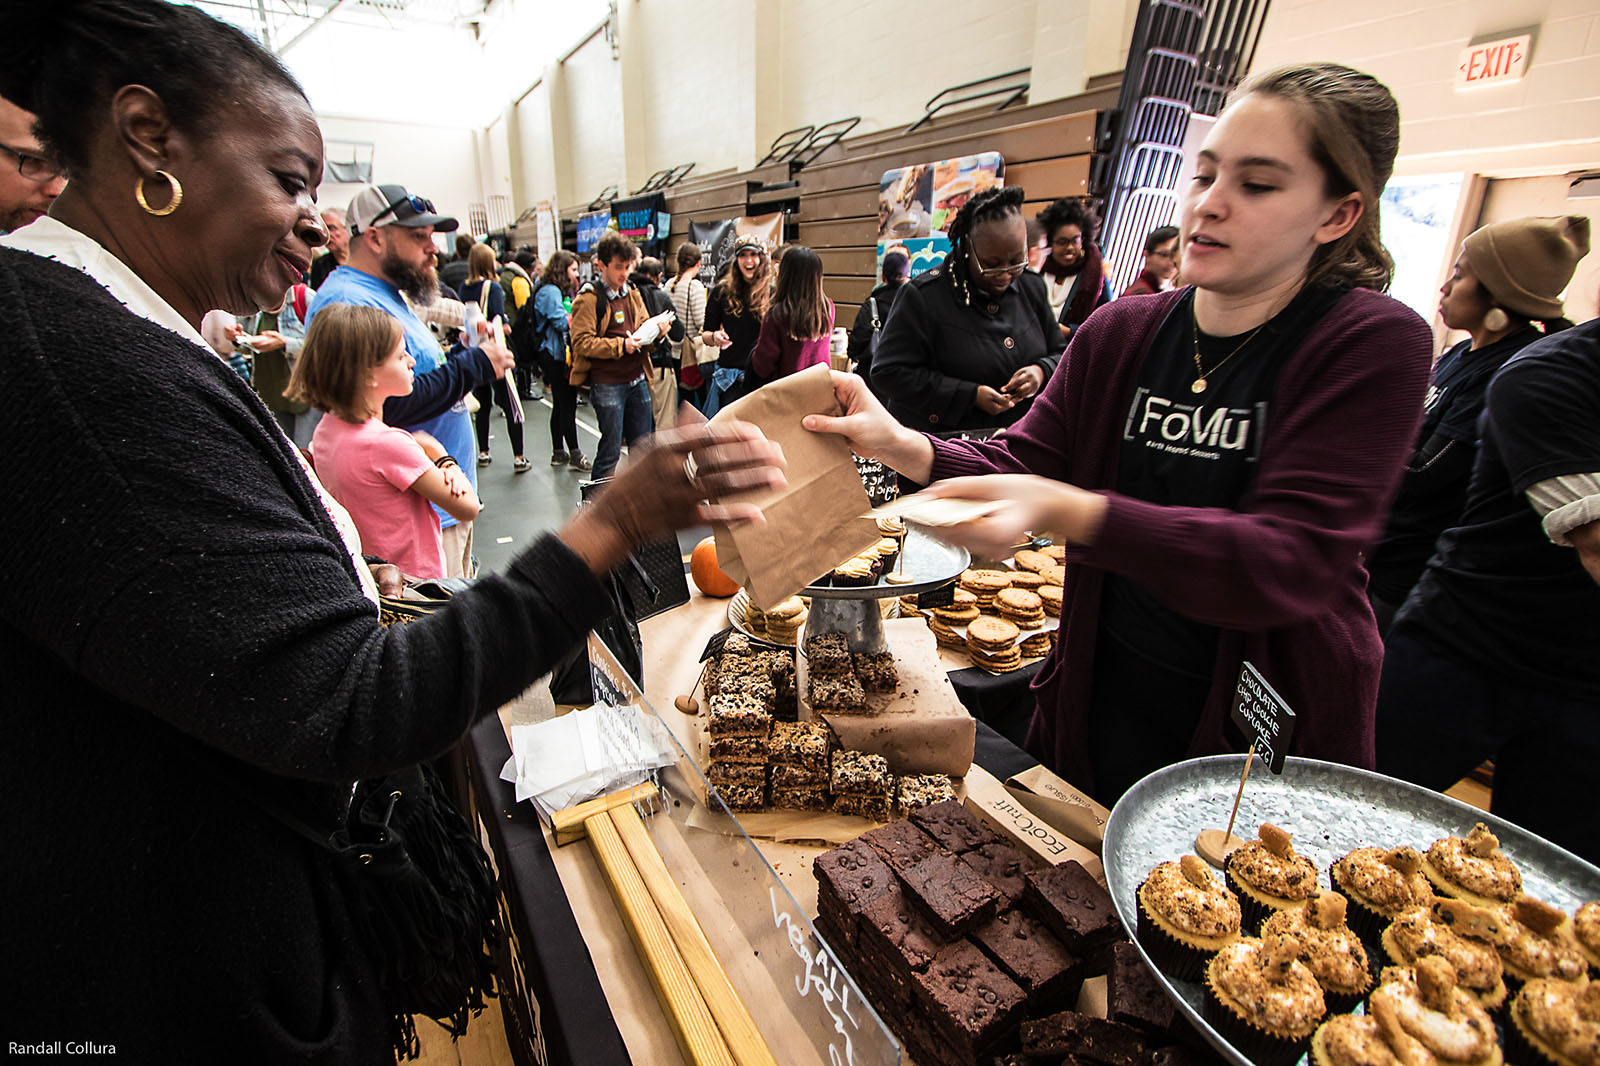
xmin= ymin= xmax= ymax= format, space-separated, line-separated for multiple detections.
xmin=1483 ymin=307 xmax=1510 ymax=333
xmin=135 ymin=170 xmax=183 ymax=216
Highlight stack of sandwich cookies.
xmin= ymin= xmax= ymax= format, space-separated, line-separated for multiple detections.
xmin=1038 ymin=584 xmax=1064 ymax=617
xmin=768 ymin=720 xmax=834 ymax=811
xmin=763 ymin=596 xmax=808 ymax=643
xmin=743 ymin=599 xmax=768 ymax=635
xmin=1020 ymin=630 xmax=1054 ymax=658
xmin=967 ymin=615 xmax=1022 ymax=674
xmin=1042 ymin=544 xmax=1066 ymax=563
xmin=1008 ymin=570 xmax=1047 ymax=591
xmin=1013 ymin=548 xmax=1053 ymax=573
xmin=706 ymin=692 xmax=772 ymax=811
xmin=960 ymin=569 xmax=1013 ymax=609
xmin=831 ymin=749 xmax=896 ymax=822
xmin=1040 ymin=564 xmax=1066 ymax=587
xmin=996 ymin=587 xmax=1046 ymax=629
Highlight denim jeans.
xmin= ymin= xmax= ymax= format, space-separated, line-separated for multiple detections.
xmin=589 ymin=376 xmax=654 ymax=480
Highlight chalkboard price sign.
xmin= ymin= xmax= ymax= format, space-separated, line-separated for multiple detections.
xmin=1229 ymin=662 xmax=1296 ymax=774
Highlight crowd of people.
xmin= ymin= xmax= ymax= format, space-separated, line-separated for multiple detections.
xmin=1 ymin=0 xmax=1596 ymax=1058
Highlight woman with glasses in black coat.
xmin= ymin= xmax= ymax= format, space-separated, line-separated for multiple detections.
xmin=871 ymin=186 xmax=1066 ymax=434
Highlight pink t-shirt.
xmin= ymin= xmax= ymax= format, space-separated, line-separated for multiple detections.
xmin=312 ymin=415 xmax=445 ymax=579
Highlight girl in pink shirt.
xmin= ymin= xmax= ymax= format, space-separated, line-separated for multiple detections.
xmin=289 ymin=304 xmax=480 ymax=579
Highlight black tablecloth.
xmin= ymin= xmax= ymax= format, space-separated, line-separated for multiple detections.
xmin=948 ymin=660 xmax=1041 ymax=751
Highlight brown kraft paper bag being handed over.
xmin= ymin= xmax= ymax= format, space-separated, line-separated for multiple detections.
xmin=710 ymin=363 xmax=879 ymax=609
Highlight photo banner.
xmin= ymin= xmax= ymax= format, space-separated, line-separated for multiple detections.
xmin=575 ymin=209 xmax=613 ymax=255
xmin=612 ymin=193 xmax=668 ymax=254
xmin=878 ymin=151 xmax=1004 ymax=241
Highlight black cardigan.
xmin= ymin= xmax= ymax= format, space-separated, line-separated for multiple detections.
xmin=870 ymin=264 xmax=1065 ymax=433
xmin=0 ymin=247 xmax=610 ymax=1062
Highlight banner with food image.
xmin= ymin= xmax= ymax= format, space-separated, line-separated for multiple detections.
xmin=877 ymin=151 xmax=1003 ymax=241
xmin=877 ymin=237 xmax=951 ymax=279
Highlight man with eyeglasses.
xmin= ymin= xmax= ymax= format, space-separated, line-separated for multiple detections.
xmin=1120 ymin=225 xmax=1181 ymax=297
xmin=307 ymin=183 xmax=515 ymax=578
xmin=0 ymin=96 xmax=66 ymax=234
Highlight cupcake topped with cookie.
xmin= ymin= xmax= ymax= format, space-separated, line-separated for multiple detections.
xmin=1496 ymin=897 xmax=1589 ymax=990
xmin=1310 ymin=1013 xmax=1402 ymax=1066
xmin=1136 ymin=854 xmax=1243 ymax=979
xmin=1423 ymin=823 xmax=1522 ymax=908
xmin=1368 ymin=957 xmax=1503 ymax=1066
xmin=1332 ymin=845 xmax=1435 ymax=940
xmin=1381 ymin=898 xmax=1509 ymax=1011
xmin=1226 ymin=823 xmax=1321 ymax=933
xmin=1204 ymin=932 xmax=1327 ymax=1066
xmin=1507 ymin=976 xmax=1600 ymax=1066
xmin=1264 ymin=890 xmax=1375 ymax=1013
xmin=1575 ymin=902 xmax=1600 ymax=975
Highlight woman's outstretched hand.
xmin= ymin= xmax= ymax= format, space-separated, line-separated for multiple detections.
xmin=802 ymin=370 xmax=934 ymax=484
xmin=924 ymin=474 xmax=1106 ymax=559
xmin=561 ymin=416 xmax=787 ymax=575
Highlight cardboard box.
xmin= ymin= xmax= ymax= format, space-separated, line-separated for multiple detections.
xmin=963 ymin=766 xmax=1104 ymax=883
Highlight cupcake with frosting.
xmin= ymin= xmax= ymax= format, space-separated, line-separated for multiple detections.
xmin=1576 ymin=902 xmax=1600 ymax=976
xmin=1264 ymin=890 xmax=1375 ymax=1013
xmin=1368 ymin=957 xmax=1502 ymax=1066
xmin=1423 ymin=823 xmax=1522 ymax=909
xmin=1225 ymin=823 xmax=1321 ymax=933
xmin=1381 ymin=898 xmax=1509 ymax=1011
xmin=1204 ymin=932 xmax=1327 ymax=1066
xmin=1496 ymin=897 xmax=1589 ymax=992
xmin=1331 ymin=845 xmax=1435 ymax=942
xmin=1137 ymin=854 xmax=1244 ymax=980
xmin=1310 ymin=1013 xmax=1402 ymax=1066
xmin=1507 ymin=976 xmax=1600 ymax=1066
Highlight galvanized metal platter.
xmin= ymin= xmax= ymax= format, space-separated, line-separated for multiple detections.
xmin=1102 ymin=755 xmax=1600 ymax=1066
xmin=803 ymin=528 xmax=969 ymax=600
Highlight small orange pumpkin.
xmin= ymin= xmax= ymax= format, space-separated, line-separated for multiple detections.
xmin=689 ymin=536 xmax=739 ymax=598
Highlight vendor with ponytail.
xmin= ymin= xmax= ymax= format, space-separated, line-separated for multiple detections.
xmin=809 ymin=64 xmax=1434 ymax=803
xmin=871 ymin=184 xmax=1066 ymax=435
xmin=1367 ymin=214 xmax=1589 ymax=628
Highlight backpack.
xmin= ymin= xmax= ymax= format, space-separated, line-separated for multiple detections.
xmin=509 ymin=280 xmax=546 ymax=361
xmin=498 ymin=265 xmax=524 ymax=329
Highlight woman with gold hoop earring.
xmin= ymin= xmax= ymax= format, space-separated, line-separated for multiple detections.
xmin=1366 ymin=214 xmax=1590 ymax=631
xmin=135 ymin=168 xmax=182 ymax=215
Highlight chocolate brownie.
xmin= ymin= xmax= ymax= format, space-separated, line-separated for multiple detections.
xmin=803 ymin=632 xmax=852 ymax=674
xmin=853 ymin=651 xmax=898 ymax=693
xmin=913 ymin=940 xmax=1027 ymax=1058
xmin=858 ymin=887 xmax=945 ymax=993
xmin=958 ymin=842 xmax=1038 ymax=905
xmin=1023 ymin=861 xmax=1121 ymax=964
xmin=900 ymin=851 xmax=1003 ymax=938
xmin=971 ymin=906 xmax=1082 ymax=1006
xmin=770 ymin=786 xmax=829 ymax=812
xmin=707 ymin=737 xmax=768 ymax=764
xmin=770 ymin=763 xmax=828 ymax=788
xmin=831 ymin=792 xmax=892 ymax=822
xmin=809 ymin=671 xmax=866 ymax=713
xmin=1106 ymin=941 xmax=1176 ymax=1035
xmin=830 ymin=750 xmax=891 ymax=796
xmin=860 ymin=819 xmax=939 ymax=874
xmin=1020 ymin=1011 xmax=1147 ymax=1066
xmin=706 ymin=762 xmax=767 ymax=787
xmin=911 ymin=798 xmax=1005 ymax=854
xmin=813 ymin=839 xmax=897 ymax=921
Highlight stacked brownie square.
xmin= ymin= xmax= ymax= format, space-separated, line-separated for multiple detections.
xmin=803 ymin=632 xmax=900 ymax=715
xmin=815 ymin=806 xmax=1221 ymax=1066
xmin=767 ymin=721 xmax=832 ymax=811
xmin=829 ymin=750 xmax=895 ymax=821
xmin=812 ymin=801 xmax=1092 ymax=1065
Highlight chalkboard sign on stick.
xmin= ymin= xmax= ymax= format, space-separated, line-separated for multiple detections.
xmin=1195 ymin=662 xmax=1299 ymax=867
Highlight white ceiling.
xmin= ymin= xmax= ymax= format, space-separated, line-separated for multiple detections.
xmin=192 ymin=0 xmax=495 ymax=54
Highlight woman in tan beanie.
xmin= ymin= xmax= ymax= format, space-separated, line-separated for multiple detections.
xmin=1366 ymin=214 xmax=1589 ymax=629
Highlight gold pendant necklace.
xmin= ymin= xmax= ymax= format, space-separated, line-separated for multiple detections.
xmin=1191 ymin=313 xmax=1268 ymax=393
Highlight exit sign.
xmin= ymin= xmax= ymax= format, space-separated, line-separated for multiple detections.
xmin=1456 ymin=34 xmax=1532 ymax=90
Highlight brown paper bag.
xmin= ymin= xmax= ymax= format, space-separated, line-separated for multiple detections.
xmin=710 ymin=364 xmax=879 ymax=609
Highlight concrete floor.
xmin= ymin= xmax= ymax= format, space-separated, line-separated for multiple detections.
xmin=469 ymin=395 xmax=709 ymax=575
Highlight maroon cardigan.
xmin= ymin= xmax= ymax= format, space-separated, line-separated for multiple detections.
xmin=930 ymin=286 xmax=1433 ymax=793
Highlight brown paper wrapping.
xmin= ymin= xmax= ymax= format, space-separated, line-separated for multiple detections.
xmin=1005 ymin=764 xmax=1111 ymax=849
xmin=709 ymin=364 xmax=879 ymax=610
xmin=962 ymin=766 xmax=1106 ymax=882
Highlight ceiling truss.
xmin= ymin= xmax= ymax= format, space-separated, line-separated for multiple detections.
xmin=191 ymin=0 xmax=493 ymax=54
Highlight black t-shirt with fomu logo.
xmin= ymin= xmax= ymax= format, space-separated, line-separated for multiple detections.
xmin=1099 ymin=284 xmax=1345 ymax=677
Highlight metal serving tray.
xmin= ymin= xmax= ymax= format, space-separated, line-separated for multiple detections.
xmin=1102 ymin=755 xmax=1600 ymax=1066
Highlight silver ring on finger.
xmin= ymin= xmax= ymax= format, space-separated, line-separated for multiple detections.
xmin=683 ymin=453 xmax=700 ymax=488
